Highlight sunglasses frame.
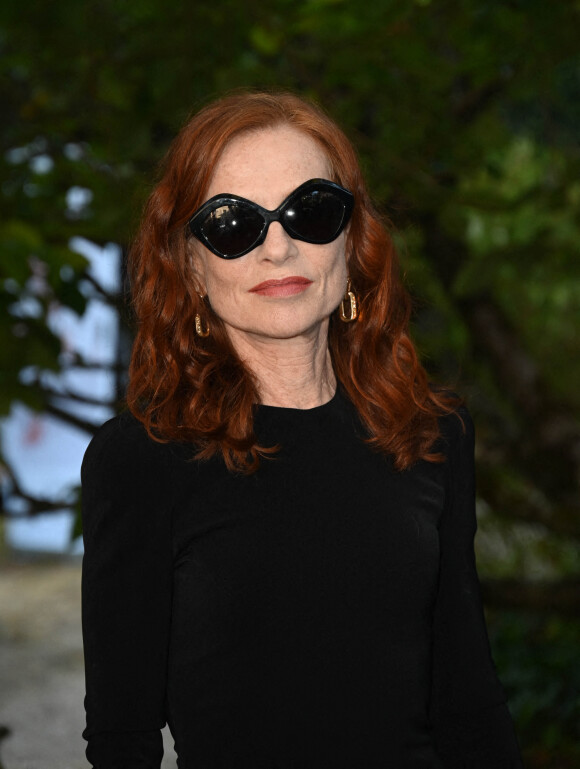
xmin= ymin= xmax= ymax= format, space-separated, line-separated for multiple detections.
xmin=188 ymin=178 xmax=354 ymax=260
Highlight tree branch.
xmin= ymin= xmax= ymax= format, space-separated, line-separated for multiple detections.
xmin=80 ymin=270 xmax=124 ymax=309
xmin=43 ymin=402 xmax=104 ymax=436
xmin=26 ymin=374 xmax=118 ymax=409
xmin=0 ymin=463 xmax=76 ymax=517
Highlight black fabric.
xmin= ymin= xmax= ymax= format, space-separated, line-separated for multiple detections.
xmin=81 ymin=389 xmax=522 ymax=768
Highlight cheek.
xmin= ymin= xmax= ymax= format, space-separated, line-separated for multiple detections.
xmin=325 ymin=242 xmax=348 ymax=293
xmin=203 ymin=263 xmax=245 ymax=318
xmin=193 ymin=250 xmax=236 ymax=301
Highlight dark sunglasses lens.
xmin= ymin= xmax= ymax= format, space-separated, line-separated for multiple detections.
xmin=200 ymin=204 xmax=264 ymax=257
xmin=284 ymin=189 xmax=346 ymax=243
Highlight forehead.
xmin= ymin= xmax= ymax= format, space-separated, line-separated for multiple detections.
xmin=206 ymin=125 xmax=332 ymax=206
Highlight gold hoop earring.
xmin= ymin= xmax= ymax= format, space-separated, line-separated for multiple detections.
xmin=195 ymin=293 xmax=210 ymax=338
xmin=195 ymin=313 xmax=210 ymax=337
xmin=339 ymin=278 xmax=358 ymax=323
xmin=195 ymin=300 xmax=210 ymax=338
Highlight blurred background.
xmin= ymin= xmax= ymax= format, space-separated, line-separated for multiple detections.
xmin=0 ymin=1 xmax=579 ymax=767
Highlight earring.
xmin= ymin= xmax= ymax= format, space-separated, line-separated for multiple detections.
xmin=339 ymin=278 xmax=358 ymax=323
xmin=195 ymin=295 xmax=210 ymax=338
xmin=195 ymin=313 xmax=210 ymax=337
xmin=195 ymin=292 xmax=210 ymax=338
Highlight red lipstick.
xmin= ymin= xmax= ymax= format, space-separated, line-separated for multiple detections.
xmin=249 ymin=276 xmax=313 ymax=297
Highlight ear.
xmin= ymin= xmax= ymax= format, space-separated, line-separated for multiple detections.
xmin=343 ymin=223 xmax=353 ymax=266
xmin=345 ymin=243 xmax=354 ymax=271
xmin=187 ymin=240 xmax=208 ymax=297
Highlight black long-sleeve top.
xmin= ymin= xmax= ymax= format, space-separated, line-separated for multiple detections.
xmin=81 ymin=389 xmax=522 ymax=768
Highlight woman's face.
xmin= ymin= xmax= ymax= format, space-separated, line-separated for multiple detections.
xmin=190 ymin=125 xmax=348 ymax=348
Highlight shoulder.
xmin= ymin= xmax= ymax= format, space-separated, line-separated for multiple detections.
xmin=82 ymin=411 xmax=157 ymax=476
xmin=435 ymin=405 xmax=477 ymax=524
xmin=81 ymin=412 xmax=195 ymax=542
xmin=81 ymin=410 xmax=190 ymax=493
xmin=437 ymin=404 xmax=475 ymax=457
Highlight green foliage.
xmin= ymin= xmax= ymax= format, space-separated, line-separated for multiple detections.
xmin=488 ymin=611 xmax=580 ymax=768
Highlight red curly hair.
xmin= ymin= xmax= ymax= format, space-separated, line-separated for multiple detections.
xmin=127 ymin=90 xmax=458 ymax=472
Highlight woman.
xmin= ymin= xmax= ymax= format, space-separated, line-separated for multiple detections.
xmin=81 ymin=91 xmax=522 ymax=768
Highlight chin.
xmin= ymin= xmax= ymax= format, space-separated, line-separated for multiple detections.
xmin=263 ymin=320 xmax=330 ymax=341
xmin=222 ymin=303 xmax=336 ymax=344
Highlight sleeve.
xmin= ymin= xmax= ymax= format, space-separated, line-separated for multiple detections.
xmin=429 ymin=408 xmax=523 ymax=768
xmin=81 ymin=416 xmax=175 ymax=769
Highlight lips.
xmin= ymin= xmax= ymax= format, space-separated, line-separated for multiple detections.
xmin=249 ymin=276 xmax=313 ymax=297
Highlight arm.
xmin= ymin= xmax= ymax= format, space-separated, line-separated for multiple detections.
xmin=81 ymin=415 xmax=175 ymax=768
xmin=429 ymin=409 xmax=523 ymax=768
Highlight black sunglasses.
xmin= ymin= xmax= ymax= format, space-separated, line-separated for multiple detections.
xmin=188 ymin=178 xmax=354 ymax=260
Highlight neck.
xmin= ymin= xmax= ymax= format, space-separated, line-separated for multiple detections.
xmin=226 ymin=322 xmax=336 ymax=409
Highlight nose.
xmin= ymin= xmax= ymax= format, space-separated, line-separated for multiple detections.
xmin=258 ymin=221 xmax=298 ymax=264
